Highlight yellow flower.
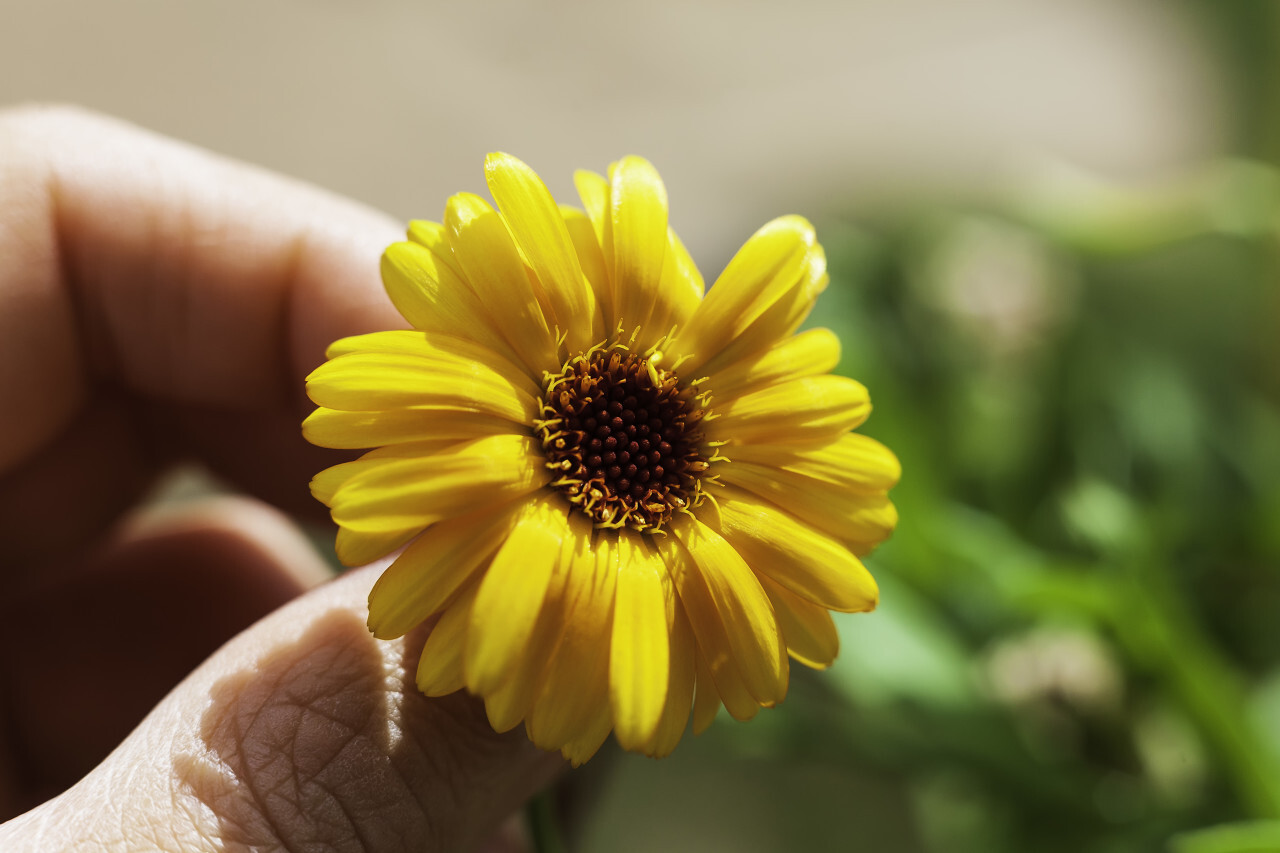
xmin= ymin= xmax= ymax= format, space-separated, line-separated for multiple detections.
xmin=304 ymin=153 xmax=900 ymax=764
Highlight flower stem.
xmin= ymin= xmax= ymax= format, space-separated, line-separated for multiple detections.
xmin=527 ymin=789 xmax=568 ymax=853
xmin=1115 ymin=558 xmax=1280 ymax=818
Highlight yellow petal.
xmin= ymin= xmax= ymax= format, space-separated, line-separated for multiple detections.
xmin=486 ymin=152 xmax=602 ymax=353
xmin=561 ymin=205 xmax=613 ymax=327
xmin=669 ymin=215 xmax=820 ymax=374
xmin=483 ymin=606 xmax=558 ymax=734
xmin=329 ymin=434 xmax=548 ymax=536
xmin=335 ymin=525 xmax=418 ymax=567
xmin=700 ymin=242 xmax=826 ymax=377
xmin=380 ymin=241 xmax=528 ymax=373
xmin=710 ymin=485 xmax=879 ymax=613
xmin=662 ymin=531 xmax=752 ymax=720
xmin=661 ymin=225 xmax=705 ymax=301
xmin=482 ymin=513 xmax=588 ymax=734
xmin=306 ymin=350 xmax=538 ymax=424
xmin=527 ymin=521 xmax=617 ymax=752
xmin=405 ymin=219 xmax=466 ymax=281
xmin=720 ymin=461 xmax=899 ymax=546
xmin=706 ymin=328 xmax=840 ymax=402
xmin=417 ymin=584 xmax=479 ymax=697
xmin=725 ymin=432 xmax=902 ymax=493
xmin=324 ymin=330 xmax=539 ymax=397
xmin=367 ymin=500 xmax=524 ymax=639
xmin=758 ymin=573 xmax=839 ymax=670
xmin=642 ymin=597 xmax=695 ymax=758
xmin=707 ymin=375 xmax=870 ymax=445
xmin=692 ymin=648 xmax=723 ymax=734
xmin=315 ymin=440 xmax=476 ymax=563
xmin=465 ymin=494 xmax=569 ymax=695
xmin=610 ymin=530 xmax=672 ymax=751
xmin=311 ymin=458 xmax=382 ymax=507
xmin=610 ymin=156 xmax=669 ymax=340
xmin=560 ymin=700 xmax=613 ymax=768
xmin=303 ymin=407 xmax=517 ymax=450
xmin=574 ymin=169 xmax=615 ymax=302
xmin=672 ymin=517 xmax=787 ymax=707
xmin=641 ymin=223 xmax=704 ymax=348
xmin=445 ymin=192 xmax=559 ymax=375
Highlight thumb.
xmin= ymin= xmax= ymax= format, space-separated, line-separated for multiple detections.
xmin=0 ymin=564 xmax=565 ymax=853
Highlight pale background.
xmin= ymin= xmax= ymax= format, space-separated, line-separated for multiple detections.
xmin=1 ymin=0 xmax=1223 ymax=268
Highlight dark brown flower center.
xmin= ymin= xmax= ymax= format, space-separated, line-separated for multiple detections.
xmin=535 ymin=345 xmax=711 ymax=532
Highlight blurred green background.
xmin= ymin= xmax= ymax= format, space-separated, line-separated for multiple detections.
xmin=562 ymin=5 xmax=1280 ymax=852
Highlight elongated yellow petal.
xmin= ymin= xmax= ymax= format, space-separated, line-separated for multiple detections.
xmin=672 ymin=517 xmax=787 ymax=707
xmin=692 ymin=648 xmax=723 ymax=734
xmin=574 ymin=169 xmax=615 ymax=301
xmin=710 ymin=485 xmax=879 ymax=613
xmin=445 ymin=192 xmax=559 ymax=375
xmin=661 ymin=530 xmax=751 ymax=718
xmin=642 ymin=597 xmax=695 ymax=758
xmin=721 ymin=461 xmax=899 ymax=545
xmin=610 ymin=156 xmax=668 ymax=340
xmin=484 ymin=598 xmax=561 ymax=734
xmin=311 ymin=437 xmax=469 ymax=506
xmin=324 ymin=330 xmax=539 ymax=396
xmin=486 ymin=153 xmax=602 ymax=353
xmin=527 ymin=522 xmax=617 ymax=752
xmin=306 ymin=350 xmax=538 ymax=424
xmin=640 ymin=224 xmax=704 ymax=347
xmin=661 ymin=225 xmax=705 ymax=300
xmin=707 ymin=375 xmax=870 ymax=445
xmin=417 ymin=583 xmax=479 ymax=697
xmin=334 ymin=525 xmax=418 ymax=567
xmin=380 ymin=241 xmax=528 ymax=373
xmin=706 ymin=328 xmax=840 ymax=402
xmin=560 ymin=699 xmax=613 ymax=767
xmin=405 ymin=219 xmax=466 ymax=281
xmin=561 ymin=206 xmax=613 ymax=327
xmin=367 ymin=500 xmax=524 ymax=639
xmin=669 ymin=215 xmax=817 ymax=374
xmin=315 ymin=440 xmax=478 ymax=561
xmin=329 ymin=434 xmax=548 ymax=536
xmin=483 ymin=513 xmax=589 ymax=734
xmin=700 ymin=243 xmax=826 ymax=378
xmin=758 ymin=573 xmax=840 ymax=670
xmin=725 ymin=432 xmax=902 ymax=493
xmin=610 ymin=530 xmax=672 ymax=751
xmin=311 ymin=458 xmax=382 ymax=507
xmin=465 ymin=495 xmax=570 ymax=695
xmin=303 ymin=407 xmax=516 ymax=450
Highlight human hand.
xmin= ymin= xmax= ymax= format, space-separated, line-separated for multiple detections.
xmin=0 ymin=106 xmax=563 ymax=852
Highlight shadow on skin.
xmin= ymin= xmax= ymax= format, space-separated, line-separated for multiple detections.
xmin=180 ymin=606 xmax=561 ymax=852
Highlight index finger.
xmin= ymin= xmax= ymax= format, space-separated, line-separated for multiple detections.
xmin=0 ymin=106 xmax=405 ymax=569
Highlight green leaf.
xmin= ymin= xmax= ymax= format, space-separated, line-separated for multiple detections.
xmin=1169 ymin=821 xmax=1280 ymax=853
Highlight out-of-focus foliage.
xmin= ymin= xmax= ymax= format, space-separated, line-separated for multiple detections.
xmin=569 ymin=164 xmax=1280 ymax=852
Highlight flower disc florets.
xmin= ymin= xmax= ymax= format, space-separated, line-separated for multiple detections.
xmin=536 ymin=343 xmax=712 ymax=532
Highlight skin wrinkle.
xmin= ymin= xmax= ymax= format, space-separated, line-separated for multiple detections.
xmin=186 ymin=597 xmax=559 ymax=853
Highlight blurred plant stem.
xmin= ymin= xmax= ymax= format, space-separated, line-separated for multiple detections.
xmin=528 ymin=790 xmax=568 ymax=853
xmin=1111 ymin=556 xmax=1280 ymax=818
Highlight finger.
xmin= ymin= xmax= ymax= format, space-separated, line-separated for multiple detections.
xmin=0 ymin=564 xmax=565 ymax=852
xmin=0 ymin=105 xmax=404 ymax=564
xmin=0 ymin=495 xmax=331 ymax=818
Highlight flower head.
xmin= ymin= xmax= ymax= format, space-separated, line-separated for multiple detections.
xmin=304 ymin=153 xmax=899 ymax=764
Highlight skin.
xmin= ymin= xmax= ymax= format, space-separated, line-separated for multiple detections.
xmin=0 ymin=105 xmax=563 ymax=852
